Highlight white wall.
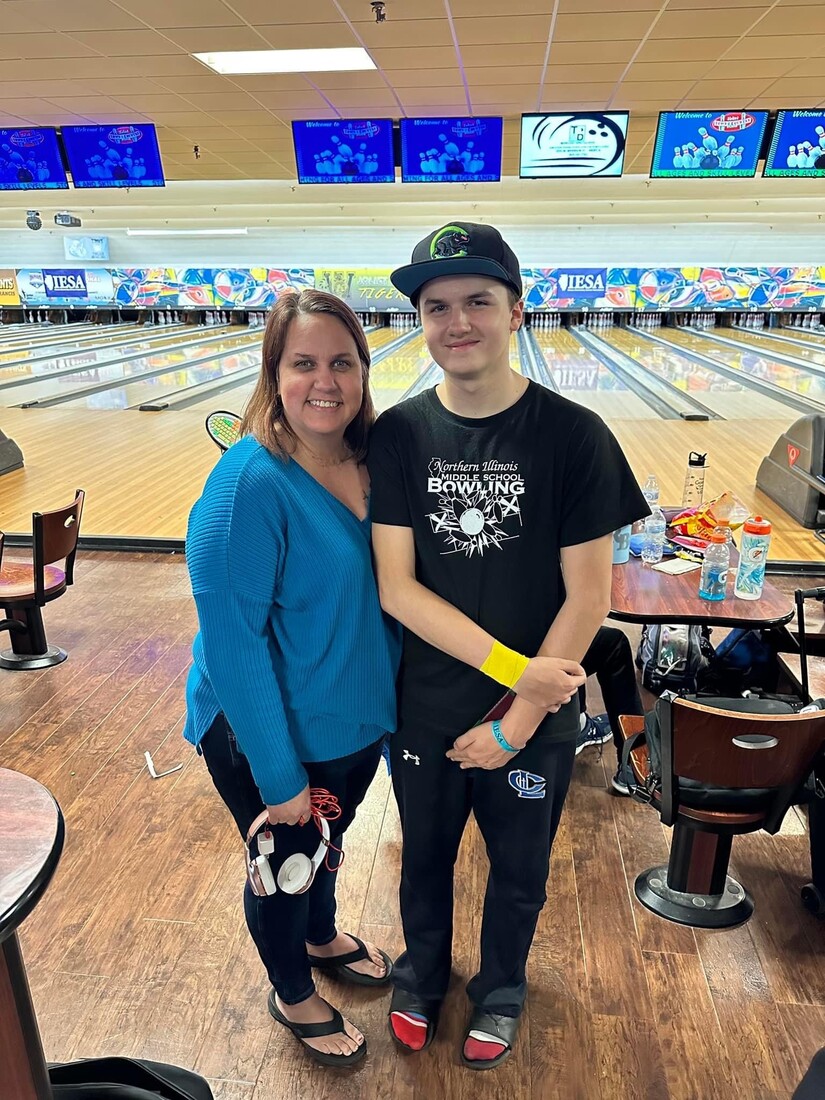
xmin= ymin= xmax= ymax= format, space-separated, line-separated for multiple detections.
xmin=1 ymin=222 xmax=824 ymax=269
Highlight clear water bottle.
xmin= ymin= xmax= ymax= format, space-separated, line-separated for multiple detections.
xmin=642 ymin=473 xmax=660 ymax=509
xmin=641 ymin=506 xmax=667 ymax=564
xmin=734 ymin=515 xmax=772 ymax=600
xmin=682 ymin=452 xmax=707 ymax=508
xmin=699 ymin=532 xmax=729 ymax=601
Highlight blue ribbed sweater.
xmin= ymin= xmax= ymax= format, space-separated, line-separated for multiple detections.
xmin=183 ymin=435 xmax=400 ymax=805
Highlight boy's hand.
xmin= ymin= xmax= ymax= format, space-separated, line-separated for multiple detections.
xmin=513 ymin=656 xmax=586 ymax=710
xmin=446 ymin=722 xmax=519 ymax=770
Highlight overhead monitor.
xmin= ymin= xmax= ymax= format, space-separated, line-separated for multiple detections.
xmin=61 ymin=124 xmax=166 ymax=188
xmin=650 ymin=110 xmax=769 ymax=178
xmin=764 ymin=109 xmax=825 ymax=177
xmin=0 ymin=128 xmax=68 ymax=190
xmin=400 ymin=117 xmax=502 ymax=183
xmin=292 ymin=119 xmax=395 ymax=184
xmin=520 ymin=112 xmax=629 ymax=178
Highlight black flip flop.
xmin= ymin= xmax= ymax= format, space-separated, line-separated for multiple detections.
xmin=267 ymin=990 xmax=367 ymax=1068
xmin=387 ymin=986 xmax=441 ymax=1052
xmin=307 ymin=934 xmax=393 ymax=987
xmin=460 ymin=1007 xmax=521 ymax=1070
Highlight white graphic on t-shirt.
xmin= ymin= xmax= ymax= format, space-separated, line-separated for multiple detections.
xmin=426 ymin=456 xmax=524 ymax=557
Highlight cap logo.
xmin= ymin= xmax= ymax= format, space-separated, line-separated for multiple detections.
xmin=430 ymin=225 xmax=471 ymax=260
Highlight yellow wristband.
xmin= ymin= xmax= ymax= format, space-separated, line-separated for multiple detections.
xmin=480 ymin=640 xmax=530 ymax=689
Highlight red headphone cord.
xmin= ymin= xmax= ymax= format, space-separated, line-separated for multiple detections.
xmin=308 ymin=788 xmax=344 ymax=872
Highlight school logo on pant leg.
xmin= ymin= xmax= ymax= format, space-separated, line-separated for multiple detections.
xmin=508 ymin=770 xmax=546 ymax=799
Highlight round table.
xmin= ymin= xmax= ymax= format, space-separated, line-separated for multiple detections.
xmin=0 ymin=768 xmax=65 ymax=1100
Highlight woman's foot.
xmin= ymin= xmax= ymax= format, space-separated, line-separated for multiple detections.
xmin=274 ymin=992 xmax=365 ymax=1059
xmin=306 ymin=931 xmax=389 ymax=981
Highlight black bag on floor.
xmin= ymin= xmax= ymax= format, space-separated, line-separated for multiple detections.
xmin=48 ymin=1057 xmax=213 ymax=1100
xmin=623 ymin=690 xmax=805 ymax=811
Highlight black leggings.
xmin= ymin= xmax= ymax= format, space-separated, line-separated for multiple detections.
xmin=579 ymin=626 xmax=644 ymax=760
xmin=200 ymin=713 xmax=383 ymax=1004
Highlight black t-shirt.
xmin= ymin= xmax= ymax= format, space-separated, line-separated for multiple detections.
xmin=367 ymin=380 xmax=649 ymax=740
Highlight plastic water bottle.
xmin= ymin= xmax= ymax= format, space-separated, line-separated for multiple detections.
xmin=641 ymin=506 xmax=667 ymax=564
xmin=642 ymin=473 xmax=660 ymax=509
xmin=734 ymin=516 xmax=772 ymax=600
xmin=699 ymin=532 xmax=729 ymax=601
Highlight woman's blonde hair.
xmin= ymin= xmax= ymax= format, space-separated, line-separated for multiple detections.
xmin=241 ymin=288 xmax=374 ymax=461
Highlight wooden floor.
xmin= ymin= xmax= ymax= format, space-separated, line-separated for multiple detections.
xmin=2 ymin=407 xmax=825 ymax=562
xmin=2 ymin=552 xmax=823 ymax=1099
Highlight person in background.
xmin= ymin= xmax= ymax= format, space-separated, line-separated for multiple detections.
xmin=184 ymin=290 xmax=399 ymax=1068
xmin=368 ymin=222 xmax=648 ymax=1068
xmin=576 ymin=625 xmax=646 ymax=795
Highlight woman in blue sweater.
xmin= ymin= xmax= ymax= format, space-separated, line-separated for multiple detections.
xmin=184 ymin=290 xmax=399 ymax=1067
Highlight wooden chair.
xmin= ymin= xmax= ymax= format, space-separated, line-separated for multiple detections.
xmin=619 ymin=697 xmax=825 ymax=929
xmin=0 ymin=489 xmax=85 ymax=670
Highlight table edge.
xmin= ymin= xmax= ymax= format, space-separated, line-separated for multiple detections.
xmin=0 ymin=800 xmax=65 ymax=944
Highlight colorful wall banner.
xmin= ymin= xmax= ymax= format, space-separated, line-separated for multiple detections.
xmin=4 ymin=265 xmax=825 ymax=311
xmin=0 ymin=269 xmax=20 ymax=306
xmin=523 ymin=267 xmax=636 ymax=310
xmin=634 ymin=266 xmax=825 ymax=310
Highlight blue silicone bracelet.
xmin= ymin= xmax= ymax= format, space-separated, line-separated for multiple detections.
xmin=491 ymin=719 xmax=520 ymax=754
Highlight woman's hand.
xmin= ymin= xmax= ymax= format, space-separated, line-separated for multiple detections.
xmin=266 ymin=785 xmax=311 ymax=826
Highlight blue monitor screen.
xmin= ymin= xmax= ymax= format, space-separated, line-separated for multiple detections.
xmin=61 ymin=124 xmax=165 ymax=188
xmin=400 ymin=117 xmax=502 ymax=183
xmin=0 ymin=128 xmax=68 ymax=190
xmin=292 ymin=119 xmax=395 ymax=184
xmin=764 ymin=110 xmax=825 ymax=177
xmin=650 ymin=110 xmax=769 ymax=178
xmin=520 ymin=112 xmax=629 ymax=178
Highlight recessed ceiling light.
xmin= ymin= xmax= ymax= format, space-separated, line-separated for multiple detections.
xmin=193 ymin=48 xmax=376 ymax=75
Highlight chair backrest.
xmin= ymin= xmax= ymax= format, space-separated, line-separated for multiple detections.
xmin=33 ymin=489 xmax=85 ymax=602
xmin=661 ymin=696 xmax=825 ymax=830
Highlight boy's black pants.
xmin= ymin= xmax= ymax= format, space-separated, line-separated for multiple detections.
xmin=389 ymin=724 xmax=575 ymax=1018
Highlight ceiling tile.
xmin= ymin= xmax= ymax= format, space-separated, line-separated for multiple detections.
xmin=255 ymin=24 xmax=361 ymax=50
xmin=348 ymin=21 xmax=454 ymax=48
xmin=229 ymin=0 xmax=342 ymax=21
xmin=166 ymin=27 xmax=271 ymax=51
xmin=725 ymin=33 xmax=825 ymax=57
xmin=549 ymin=41 xmax=640 ymax=64
xmin=652 ymin=7 xmax=777 ymax=39
xmin=117 ymin=0 xmax=244 ymax=28
xmin=370 ymin=46 xmax=458 ymax=69
xmin=22 ymin=1 xmax=145 ymax=32
xmin=750 ymin=5 xmax=823 ymax=34
xmin=0 ymin=33 xmax=100 ymax=59
xmin=66 ymin=30 xmax=187 ymax=55
xmin=636 ymin=38 xmax=738 ymax=62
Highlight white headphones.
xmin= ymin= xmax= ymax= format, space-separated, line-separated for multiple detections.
xmin=245 ymin=811 xmax=331 ymax=897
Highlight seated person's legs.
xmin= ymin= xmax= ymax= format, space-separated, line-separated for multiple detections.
xmin=578 ymin=626 xmax=644 ymax=794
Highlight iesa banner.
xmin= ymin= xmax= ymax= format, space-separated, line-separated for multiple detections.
xmin=16 ymin=268 xmax=115 ymax=306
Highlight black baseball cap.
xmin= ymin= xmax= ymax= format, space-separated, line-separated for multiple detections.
xmin=390 ymin=221 xmax=522 ymax=307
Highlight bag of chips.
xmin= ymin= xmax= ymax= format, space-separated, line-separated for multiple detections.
xmin=668 ymin=491 xmax=748 ymax=541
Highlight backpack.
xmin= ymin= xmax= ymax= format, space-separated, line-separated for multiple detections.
xmin=636 ymin=624 xmax=714 ymax=694
xmin=695 ymin=627 xmax=779 ymax=696
xmin=624 ymin=690 xmax=808 ymax=812
xmin=48 ymin=1057 xmax=213 ymax=1100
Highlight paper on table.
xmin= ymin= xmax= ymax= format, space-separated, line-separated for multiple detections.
xmin=652 ymin=558 xmax=702 ymax=575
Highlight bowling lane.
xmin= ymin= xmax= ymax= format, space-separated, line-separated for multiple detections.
xmin=782 ymin=325 xmax=825 ymax=346
xmin=724 ymin=327 xmax=825 ymax=370
xmin=661 ymin=327 xmax=825 ymax=408
xmin=180 ymin=326 xmax=400 ymax=414
xmin=603 ymin=327 xmax=794 ymax=421
xmin=532 ymin=328 xmax=659 ymax=419
xmin=6 ymin=330 xmax=258 ymax=407
xmin=0 ymin=321 xmax=140 ymax=354
xmin=0 ymin=325 xmax=229 ymax=383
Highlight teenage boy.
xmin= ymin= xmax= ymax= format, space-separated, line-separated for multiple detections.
xmin=367 ymin=222 xmax=647 ymax=1069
